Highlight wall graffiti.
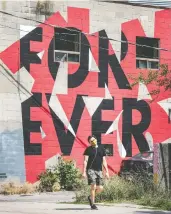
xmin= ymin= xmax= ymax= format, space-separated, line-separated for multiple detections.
xmin=0 ymin=7 xmax=171 ymax=183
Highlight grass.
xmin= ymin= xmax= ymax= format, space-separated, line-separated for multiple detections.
xmin=137 ymin=196 xmax=171 ymax=211
xmin=1 ymin=173 xmax=171 ymax=211
xmin=0 ymin=182 xmax=37 ymax=195
xmin=75 ymin=175 xmax=171 ymax=211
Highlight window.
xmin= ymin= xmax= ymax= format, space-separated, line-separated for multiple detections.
xmin=168 ymin=109 xmax=171 ymax=123
xmin=103 ymin=144 xmax=113 ymax=156
xmin=0 ymin=173 xmax=7 ymax=180
xmin=136 ymin=37 xmax=159 ymax=69
xmin=54 ymin=28 xmax=81 ymax=63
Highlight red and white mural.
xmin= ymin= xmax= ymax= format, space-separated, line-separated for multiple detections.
xmin=0 ymin=7 xmax=171 ymax=183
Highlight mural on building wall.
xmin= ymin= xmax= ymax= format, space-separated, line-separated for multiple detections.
xmin=0 ymin=7 xmax=171 ymax=183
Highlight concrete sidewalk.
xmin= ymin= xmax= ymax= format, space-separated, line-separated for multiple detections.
xmin=0 ymin=191 xmax=75 ymax=203
xmin=0 ymin=193 xmax=170 ymax=214
xmin=0 ymin=201 xmax=171 ymax=214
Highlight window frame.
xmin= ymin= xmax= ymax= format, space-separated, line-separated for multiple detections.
xmin=136 ymin=57 xmax=159 ymax=70
xmin=54 ymin=28 xmax=81 ymax=64
xmin=136 ymin=36 xmax=160 ymax=70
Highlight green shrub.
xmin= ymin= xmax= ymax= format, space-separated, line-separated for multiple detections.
xmin=76 ymin=174 xmax=171 ymax=211
xmin=76 ymin=176 xmax=143 ymax=203
xmin=138 ymin=192 xmax=171 ymax=211
xmin=38 ymin=169 xmax=59 ymax=192
xmin=38 ymin=156 xmax=83 ymax=192
xmin=76 ymin=174 xmax=155 ymax=203
xmin=57 ymin=159 xmax=82 ymax=191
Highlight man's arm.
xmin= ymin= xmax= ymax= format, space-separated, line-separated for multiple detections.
xmin=83 ymin=155 xmax=88 ymax=177
xmin=103 ymin=156 xmax=109 ymax=178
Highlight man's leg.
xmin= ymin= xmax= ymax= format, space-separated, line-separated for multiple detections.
xmin=87 ymin=170 xmax=98 ymax=209
xmin=96 ymin=185 xmax=103 ymax=194
xmin=90 ymin=184 xmax=96 ymax=204
xmin=95 ymin=171 xmax=104 ymax=201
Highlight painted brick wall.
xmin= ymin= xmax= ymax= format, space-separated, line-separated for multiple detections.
xmin=0 ymin=1 xmax=170 ymax=183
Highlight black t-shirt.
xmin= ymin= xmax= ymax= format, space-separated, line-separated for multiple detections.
xmin=83 ymin=145 xmax=106 ymax=171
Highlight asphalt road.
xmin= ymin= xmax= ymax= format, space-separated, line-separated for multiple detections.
xmin=0 ymin=192 xmax=170 ymax=214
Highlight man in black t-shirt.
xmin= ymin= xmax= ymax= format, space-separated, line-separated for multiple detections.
xmin=83 ymin=135 xmax=109 ymax=210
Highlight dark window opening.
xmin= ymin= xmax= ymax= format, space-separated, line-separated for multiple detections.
xmin=0 ymin=173 xmax=7 ymax=179
xmin=168 ymin=109 xmax=171 ymax=124
xmin=136 ymin=37 xmax=159 ymax=69
xmin=54 ymin=52 xmax=67 ymax=62
xmin=103 ymin=144 xmax=113 ymax=156
xmin=136 ymin=60 xmax=147 ymax=69
xmin=54 ymin=28 xmax=80 ymax=63
xmin=149 ymin=61 xmax=159 ymax=69
xmin=136 ymin=37 xmax=159 ymax=59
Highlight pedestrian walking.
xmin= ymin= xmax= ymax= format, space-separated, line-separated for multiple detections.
xmin=83 ymin=135 xmax=109 ymax=210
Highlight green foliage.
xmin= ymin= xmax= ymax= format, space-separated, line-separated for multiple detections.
xmin=38 ymin=169 xmax=59 ymax=192
xmin=76 ymin=175 xmax=171 ymax=210
xmin=129 ymin=64 xmax=171 ymax=100
xmin=76 ymin=175 xmax=152 ymax=203
xmin=138 ymin=193 xmax=171 ymax=211
xmin=35 ymin=0 xmax=53 ymax=16
xmin=38 ymin=157 xmax=83 ymax=192
xmin=57 ymin=159 xmax=82 ymax=190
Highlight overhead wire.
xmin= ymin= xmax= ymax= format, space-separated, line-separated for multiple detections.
xmin=0 ymin=9 xmax=171 ymax=52
xmin=0 ymin=13 xmax=168 ymax=120
xmin=0 ymin=63 xmax=117 ymax=172
xmin=0 ymin=9 xmax=168 ymax=165
xmin=0 ymin=22 xmax=171 ymax=64
xmin=0 ymin=8 xmax=170 ymax=63
xmin=0 ymin=62 xmax=93 ymax=155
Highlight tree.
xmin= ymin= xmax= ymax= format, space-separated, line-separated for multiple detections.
xmin=129 ymin=64 xmax=171 ymax=101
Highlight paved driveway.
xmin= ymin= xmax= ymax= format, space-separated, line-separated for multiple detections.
xmin=0 ymin=193 xmax=170 ymax=214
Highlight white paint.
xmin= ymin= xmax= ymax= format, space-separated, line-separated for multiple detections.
xmin=89 ymin=49 xmax=100 ymax=72
xmin=37 ymin=50 xmax=45 ymax=60
xmin=87 ymin=0 xmax=156 ymax=62
xmin=137 ymin=82 xmax=152 ymax=101
xmin=105 ymin=84 xmax=113 ymax=100
xmin=105 ymin=111 xmax=126 ymax=158
xmin=49 ymin=54 xmax=75 ymax=136
xmin=49 ymin=95 xmax=75 ymax=137
xmin=0 ymin=61 xmax=34 ymax=103
xmin=14 ymin=67 xmax=35 ymax=102
xmin=20 ymin=25 xmax=36 ymax=39
xmin=83 ymin=96 xmax=103 ymax=116
xmin=53 ymin=56 xmax=68 ymax=95
xmin=117 ymin=129 xmax=126 ymax=158
xmin=45 ymin=154 xmax=61 ymax=169
xmin=109 ymin=31 xmax=121 ymax=63
xmin=139 ymin=15 xmax=154 ymax=37
xmin=105 ymin=111 xmax=123 ymax=135
xmin=40 ymin=126 xmax=46 ymax=139
xmin=145 ymin=132 xmax=153 ymax=151
xmin=158 ymin=98 xmax=171 ymax=120
xmin=161 ymin=138 xmax=171 ymax=144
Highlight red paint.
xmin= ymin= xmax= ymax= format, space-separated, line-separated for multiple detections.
xmin=0 ymin=7 xmax=171 ymax=183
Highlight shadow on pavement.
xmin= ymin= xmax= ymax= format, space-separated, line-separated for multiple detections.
xmin=55 ymin=208 xmax=90 ymax=211
xmin=135 ymin=211 xmax=171 ymax=214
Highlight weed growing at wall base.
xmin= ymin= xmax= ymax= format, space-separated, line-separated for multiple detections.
xmin=0 ymin=182 xmax=36 ymax=195
xmin=76 ymin=175 xmax=171 ymax=211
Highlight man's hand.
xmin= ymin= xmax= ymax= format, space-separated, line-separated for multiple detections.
xmin=82 ymin=172 xmax=87 ymax=179
xmin=105 ymin=172 xmax=110 ymax=179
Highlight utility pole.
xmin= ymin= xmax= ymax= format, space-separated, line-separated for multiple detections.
xmin=153 ymin=140 xmax=171 ymax=191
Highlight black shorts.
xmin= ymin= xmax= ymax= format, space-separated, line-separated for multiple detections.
xmin=86 ymin=169 xmax=103 ymax=186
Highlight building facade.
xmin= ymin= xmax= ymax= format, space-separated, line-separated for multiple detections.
xmin=0 ymin=0 xmax=170 ymax=183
